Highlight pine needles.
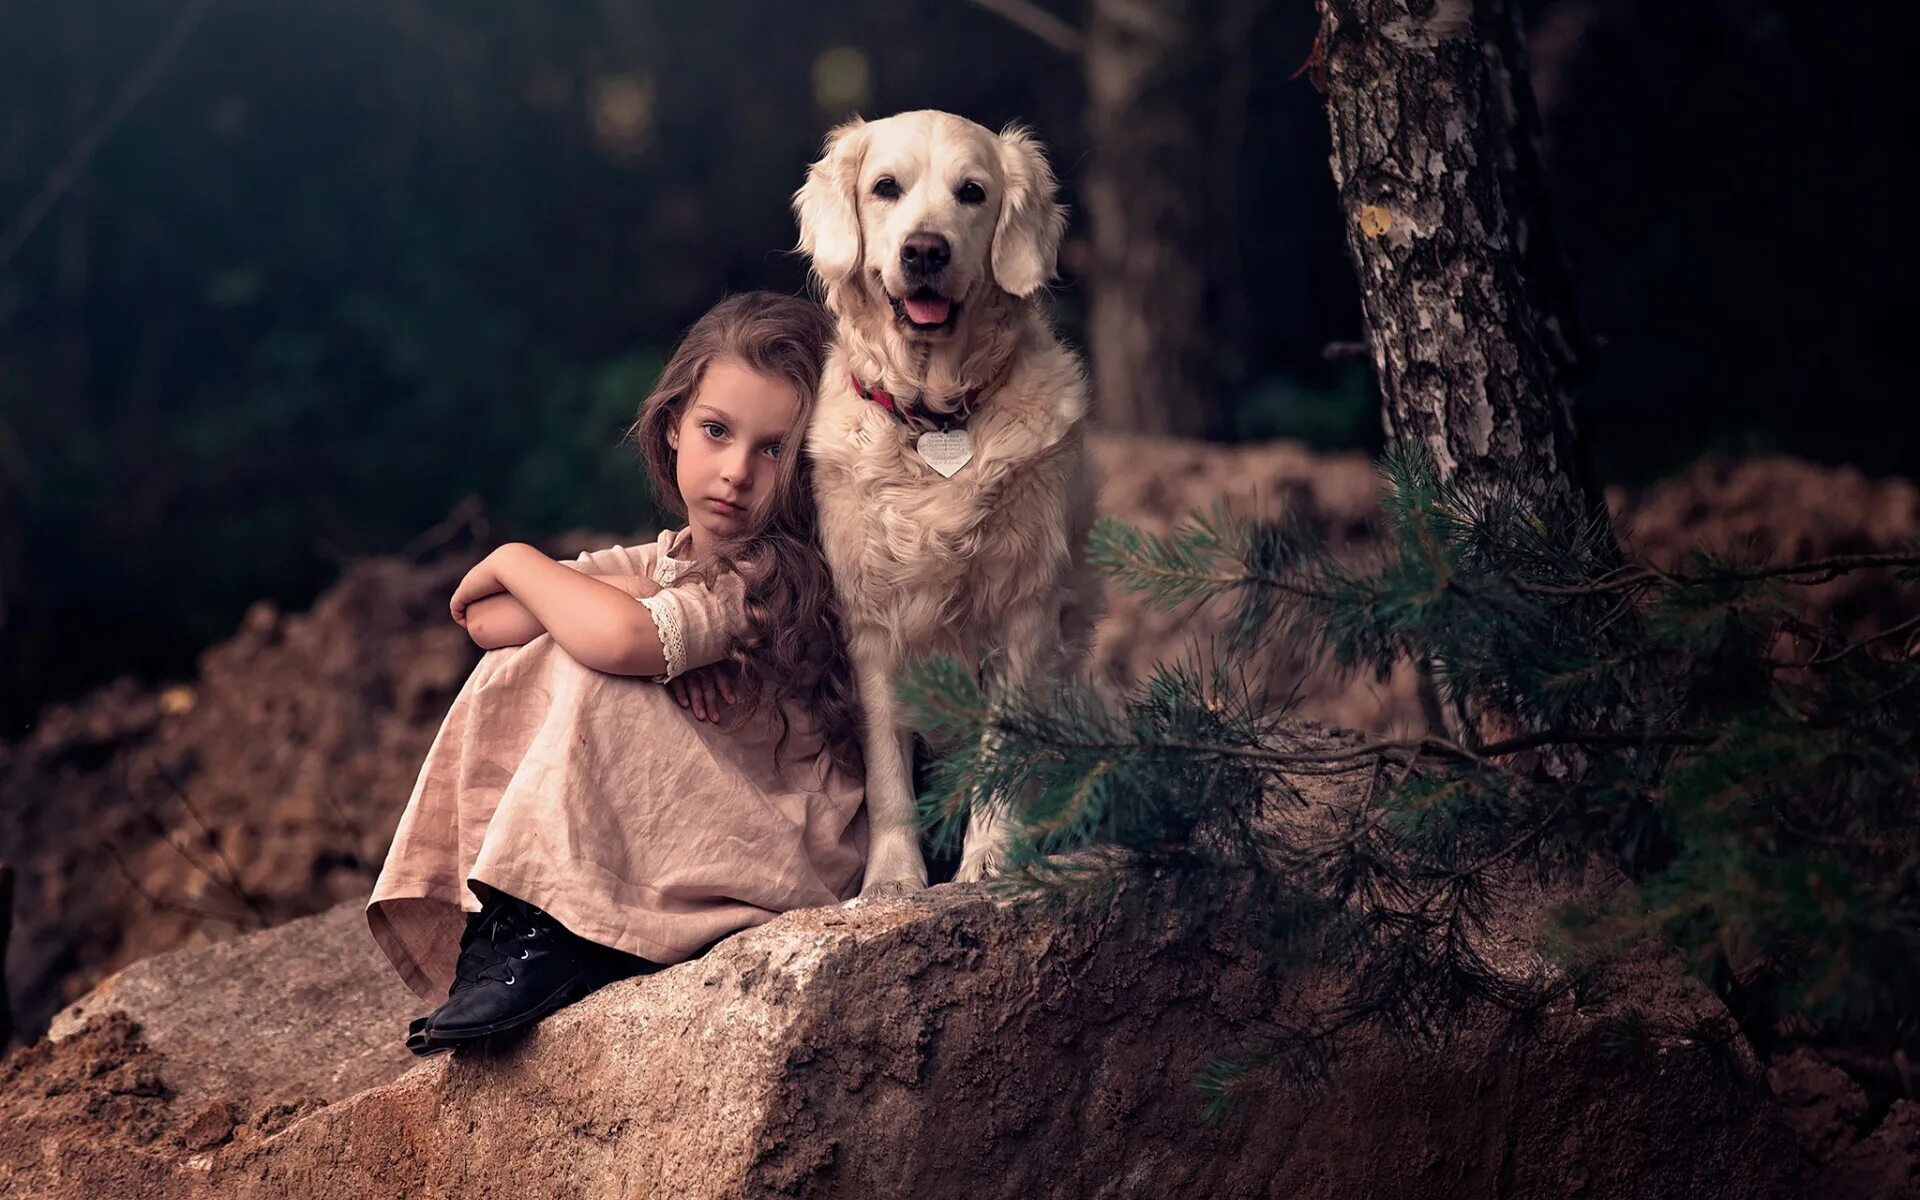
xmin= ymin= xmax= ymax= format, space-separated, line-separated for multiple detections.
xmin=898 ymin=447 xmax=1920 ymax=1102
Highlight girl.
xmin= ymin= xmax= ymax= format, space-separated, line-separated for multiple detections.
xmin=367 ymin=292 xmax=866 ymax=1055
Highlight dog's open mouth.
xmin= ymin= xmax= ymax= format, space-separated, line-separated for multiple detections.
xmin=889 ymin=288 xmax=960 ymax=333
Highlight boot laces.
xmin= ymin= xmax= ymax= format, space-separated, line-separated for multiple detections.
xmin=462 ymin=897 xmax=562 ymax=987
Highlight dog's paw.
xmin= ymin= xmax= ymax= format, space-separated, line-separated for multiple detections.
xmin=954 ymin=818 xmax=1012 ymax=884
xmin=950 ymin=850 xmax=1002 ymax=885
xmin=842 ymin=878 xmax=926 ymax=909
xmin=856 ymin=834 xmax=929 ymax=901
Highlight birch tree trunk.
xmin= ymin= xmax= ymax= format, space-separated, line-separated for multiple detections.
xmin=1085 ymin=0 xmax=1260 ymax=439
xmin=1316 ymin=0 xmax=1606 ymax=527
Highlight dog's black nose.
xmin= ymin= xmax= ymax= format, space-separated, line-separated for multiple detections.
xmin=900 ymin=232 xmax=950 ymax=274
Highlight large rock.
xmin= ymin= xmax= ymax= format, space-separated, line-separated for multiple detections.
xmin=48 ymin=900 xmax=419 ymax=1115
xmin=3 ymin=864 xmax=1799 ymax=1199
xmin=13 ymin=873 xmax=1784 ymax=1199
xmin=1 ymin=900 xmax=422 ymax=1200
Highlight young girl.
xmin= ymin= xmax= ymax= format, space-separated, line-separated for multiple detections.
xmin=367 ymin=292 xmax=866 ymax=1055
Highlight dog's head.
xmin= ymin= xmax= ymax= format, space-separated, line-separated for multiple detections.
xmin=793 ymin=110 xmax=1066 ymax=341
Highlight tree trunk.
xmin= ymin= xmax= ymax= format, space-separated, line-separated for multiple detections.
xmin=1316 ymin=0 xmax=1606 ymax=527
xmin=1085 ymin=0 xmax=1259 ymax=439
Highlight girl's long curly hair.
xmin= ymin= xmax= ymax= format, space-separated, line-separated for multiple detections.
xmin=627 ymin=291 xmax=863 ymax=780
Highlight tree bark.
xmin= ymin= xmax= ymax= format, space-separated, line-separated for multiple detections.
xmin=1085 ymin=0 xmax=1260 ymax=439
xmin=1316 ymin=0 xmax=1606 ymax=527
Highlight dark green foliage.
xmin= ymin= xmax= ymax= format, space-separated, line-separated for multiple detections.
xmin=900 ymin=447 xmax=1920 ymax=1101
xmin=1230 ymin=363 xmax=1383 ymax=452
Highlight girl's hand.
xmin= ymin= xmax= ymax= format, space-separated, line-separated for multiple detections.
xmin=449 ymin=552 xmax=510 ymax=628
xmin=668 ymin=663 xmax=736 ymax=723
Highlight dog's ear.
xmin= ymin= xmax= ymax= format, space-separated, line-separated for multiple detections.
xmin=990 ymin=124 xmax=1067 ymax=299
xmin=793 ymin=119 xmax=869 ymax=285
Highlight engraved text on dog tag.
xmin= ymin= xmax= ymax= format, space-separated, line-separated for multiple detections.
xmin=916 ymin=428 xmax=973 ymax=477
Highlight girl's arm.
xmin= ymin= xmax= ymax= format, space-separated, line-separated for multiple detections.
xmin=462 ymin=592 xmax=545 ymax=649
xmin=452 ymin=545 xmax=671 ymax=675
xmin=461 ymin=571 xmax=662 ymax=650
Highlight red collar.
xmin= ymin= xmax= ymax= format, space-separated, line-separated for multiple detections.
xmin=850 ymin=373 xmax=902 ymax=416
xmin=850 ymin=373 xmax=977 ymax=431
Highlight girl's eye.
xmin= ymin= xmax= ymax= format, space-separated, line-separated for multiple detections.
xmin=956 ymin=180 xmax=986 ymax=205
xmin=763 ymin=443 xmax=783 ymax=459
xmin=702 ymin=422 xmax=726 ymax=439
xmin=872 ymin=176 xmax=901 ymax=200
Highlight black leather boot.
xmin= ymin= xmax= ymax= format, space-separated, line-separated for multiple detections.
xmin=405 ymin=895 xmax=515 ymax=1054
xmin=408 ymin=892 xmax=648 ymax=1054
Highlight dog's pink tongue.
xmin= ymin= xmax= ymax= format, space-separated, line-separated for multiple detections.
xmin=904 ymin=295 xmax=951 ymax=325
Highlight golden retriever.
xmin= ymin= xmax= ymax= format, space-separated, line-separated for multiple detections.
xmin=793 ymin=110 xmax=1102 ymax=894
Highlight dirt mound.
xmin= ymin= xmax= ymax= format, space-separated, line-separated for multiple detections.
xmin=0 ymin=1008 xmax=336 ymax=1199
xmin=1824 ymin=1100 xmax=1920 ymax=1199
xmin=1611 ymin=454 xmax=1920 ymax=632
xmin=0 ymin=1012 xmax=178 ymax=1196
xmin=1087 ymin=434 xmax=1421 ymax=734
xmin=0 ymin=553 xmax=478 ymax=1042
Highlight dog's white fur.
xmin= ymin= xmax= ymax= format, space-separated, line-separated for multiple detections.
xmin=794 ymin=110 xmax=1101 ymax=894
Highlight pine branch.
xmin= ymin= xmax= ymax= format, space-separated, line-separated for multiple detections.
xmin=1784 ymin=610 xmax=1920 ymax=669
xmin=905 ymin=447 xmax=1920 ymax=1104
xmin=965 ymin=718 xmax=1707 ymax=774
xmin=1514 ymin=551 xmax=1920 ymax=597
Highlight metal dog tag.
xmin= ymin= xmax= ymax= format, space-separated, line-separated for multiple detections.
xmin=916 ymin=428 xmax=973 ymax=477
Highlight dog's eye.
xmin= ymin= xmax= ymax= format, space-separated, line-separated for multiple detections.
xmin=871 ymin=177 xmax=901 ymax=200
xmin=956 ymin=181 xmax=986 ymax=205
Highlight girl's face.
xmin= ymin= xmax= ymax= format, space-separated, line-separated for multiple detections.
xmin=667 ymin=358 xmax=802 ymax=554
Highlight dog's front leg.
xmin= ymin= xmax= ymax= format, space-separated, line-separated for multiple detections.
xmin=850 ymin=632 xmax=930 ymax=898
xmin=953 ymin=599 xmax=1065 ymax=883
xmin=952 ymin=710 xmax=1014 ymax=884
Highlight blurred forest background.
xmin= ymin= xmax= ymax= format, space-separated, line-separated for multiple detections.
xmin=0 ymin=0 xmax=1896 ymax=735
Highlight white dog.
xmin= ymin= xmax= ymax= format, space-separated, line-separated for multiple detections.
xmin=793 ymin=110 xmax=1102 ymax=894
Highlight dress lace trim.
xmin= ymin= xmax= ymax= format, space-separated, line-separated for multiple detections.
xmin=638 ymin=593 xmax=686 ymax=681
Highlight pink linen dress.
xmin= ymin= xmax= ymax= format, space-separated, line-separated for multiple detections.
xmin=367 ymin=528 xmax=868 ymax=1001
